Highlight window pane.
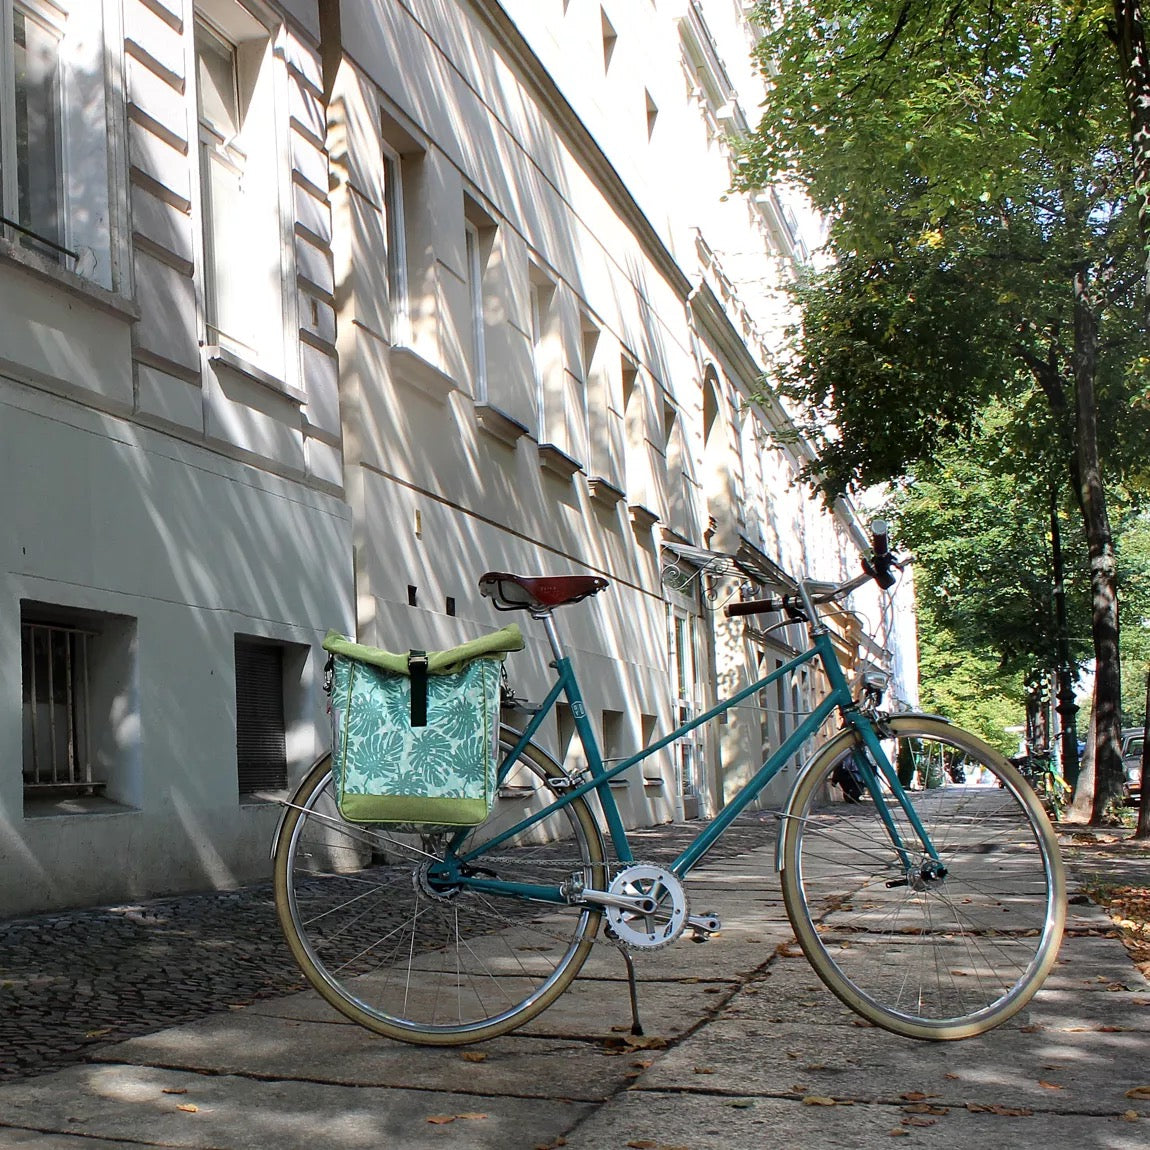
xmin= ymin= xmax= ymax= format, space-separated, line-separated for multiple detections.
xmin=195 ymin=22 xmax=239 ymax=137
xmin=13 ymin=8 xmax=63 ymax=251
xmin=383 ymin=150 xmax=408 ymax=341
xmin=235 ymin=640 xmax=287 ymax=793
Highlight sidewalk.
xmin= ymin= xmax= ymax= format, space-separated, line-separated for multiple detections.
xmin=0 ymin=823 xmax=1147 ymax=1150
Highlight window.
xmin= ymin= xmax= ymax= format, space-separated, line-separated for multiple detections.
xmin=0 ymin=1 xmax=115 ymax=284
xmin=22 ymin=618 xmax=96 ymax=796
xmin=381 ymin=140 xmax=409 ymax=345
xmin=530 ymin=266 xmax=559 ymax=441
xmin=234 ymin=637 xmax=287 ymax=793
xmin=20 ymin=602 xmax=136 ymax=812
xmin=645 ymin=90 xmax=658 ymax=140
xmin=600 ymin=8 xmax=617 ymax=71
xmin=465 ymin=218 xmax=488 ymax=401
xmin=195 ymin=5 xmax=286 ymax=375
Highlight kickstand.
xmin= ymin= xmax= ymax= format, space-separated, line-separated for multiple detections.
xmin=609 ymin=935 xmax=644 ymax=1036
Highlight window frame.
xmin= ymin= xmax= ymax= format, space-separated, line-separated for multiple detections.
xmin=192 ymin=1 xmax=294 ymax=384
xmin=0 ymin=0 xmax=122 ymax=287
xmin=381 ymin=137 xmax=410 ymax=346
xmin=234 ymin=635 xmax=288 ymax=795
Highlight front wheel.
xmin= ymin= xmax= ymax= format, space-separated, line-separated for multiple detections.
xmin=272 ymin=734 xmax=605 ymax=1044
xmin=780 ymin=716 xmax=1065 ymax=1040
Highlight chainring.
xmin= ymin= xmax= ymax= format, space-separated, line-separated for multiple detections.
xmin=605 ymin=863 xmax=689 ymax=950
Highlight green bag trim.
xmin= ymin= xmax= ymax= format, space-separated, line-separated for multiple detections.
xmin=337 ymin=793 xmax=492 ymax=826
xmin=322 ymin=623 xmax=523 ymax=676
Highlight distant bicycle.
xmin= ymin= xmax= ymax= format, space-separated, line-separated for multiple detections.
xmin=272 ymin=525 xmax=1066 ymax=1045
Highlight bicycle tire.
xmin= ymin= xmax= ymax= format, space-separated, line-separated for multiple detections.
xmin=780 ymin=715 xmax=1065 ymax=1040
xmin=272 ymin=732 xmax=606 ymax=1045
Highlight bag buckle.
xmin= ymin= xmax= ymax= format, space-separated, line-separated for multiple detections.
xmin=407 ymin=650 xmax=429 ymax=727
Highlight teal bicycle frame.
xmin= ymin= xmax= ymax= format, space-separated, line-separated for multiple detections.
xmin=441 ymin=596 xmax=940 ymax=907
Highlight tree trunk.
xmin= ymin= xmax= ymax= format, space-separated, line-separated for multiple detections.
xmin=1110 ymin=1 xmax=1150 ymax=319
xmin=1071 ymin=269 xmax=1125 ymax=820
xmin=1066 ymin=709 xmax=1097 ymax=824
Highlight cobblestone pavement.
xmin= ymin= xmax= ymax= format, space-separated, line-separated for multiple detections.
xmin=0 ymin=813 xmax=779 ymax=1084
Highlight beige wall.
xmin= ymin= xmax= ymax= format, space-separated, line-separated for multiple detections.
xmin=1 ymin=0 xmax=915 ymax=914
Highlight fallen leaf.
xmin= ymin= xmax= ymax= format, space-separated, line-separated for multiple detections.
xmin=161 ymin=1088 xmax=188 ymax=1096
xmin=729 ymin=1099 xmax=754 ymax=1109
xmin=461 ymin=1052 xmax=487 ymax=1063
xmin=903 ymin=1104 xmax=949 ymax=1116
xmin=889 ymin=1128 xmax=910 ymax=1137
xmin=624 ymin=1142 xmax=657 ymax=1149
xmin=1123 ymin=1110 xmax=1140 ymax=1122
xmin=427 ymin=1117 xmax=456 ymax=1125
xmin=802 ymin=1095 xmax=838 ymax=1106
xmin=905 ymin=1117 xmax=938 ymax=1128
xmin=1038 ymin=1080 xmax=1064 ymax=1091
xmin=1125 ymin=1085 xmax=1150 ymax=1100
xmin=944 ymin=1073 xmax=961 ymax=1080
xmin=176 ymin=1104 xmax=198 ymax=1114
xmin=693 ymin=1066 xmax=715 ymax=1075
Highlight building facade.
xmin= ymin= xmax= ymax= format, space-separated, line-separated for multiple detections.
xmin=1 ymin=0 xmax=916 ymax=917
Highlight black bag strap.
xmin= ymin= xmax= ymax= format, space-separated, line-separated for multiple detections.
xmin=407 ymin=650 xmax=429 ymax=727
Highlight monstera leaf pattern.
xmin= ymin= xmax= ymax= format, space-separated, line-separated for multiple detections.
xmin=330 ymin=654 xmax=501 ymax=824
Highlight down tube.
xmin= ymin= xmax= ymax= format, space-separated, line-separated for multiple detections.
xmin=672 ymin=690 xmax=844 ymax=877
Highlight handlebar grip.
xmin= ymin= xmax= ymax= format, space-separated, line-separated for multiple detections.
xmin=871 ymin=519 xmax=890 ymax=559
xmin=725 ymin=597 xmax=785 ymax=617
xmin=866 ymin=518 xmax=898 ymax=589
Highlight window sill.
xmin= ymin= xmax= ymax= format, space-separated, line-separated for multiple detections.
xmin=23 ymin=793 xmax=138 ymax=819
xmin=643 ymin=776 xmax=666 ymax=789
xmin=539 ymin=443 xmax=584 ymax=481
xmin=476 ymin=403 xmax=529 ymax=448
xmin=206 ymin=345 xmax=305 ymax=404
xmin=390 ymin=345 xmax=456 ymax=403
xmin=0 ymin=238 xmax=139 ymax=322
xmin=588 ymin=476 xmax=625 ymax=508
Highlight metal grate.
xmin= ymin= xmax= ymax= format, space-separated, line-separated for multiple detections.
xmin=21 ymin=622 xmax=99 ymax=795
xmin=235 ymin=640 xmax=287 ymax=793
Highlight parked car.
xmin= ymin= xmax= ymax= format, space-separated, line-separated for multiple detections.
xmin=1122 ymin=727 xmax=1144 ymax=804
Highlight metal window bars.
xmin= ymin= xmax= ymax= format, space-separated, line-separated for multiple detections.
xmin=21 ymin=621 xmax=101 ymax=796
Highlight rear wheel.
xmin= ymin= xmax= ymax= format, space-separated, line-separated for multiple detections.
xmin=780 ymin=716 xmax=1065 ymax=1040
xmin=273 ymin=734 xmax=605 ymax=1044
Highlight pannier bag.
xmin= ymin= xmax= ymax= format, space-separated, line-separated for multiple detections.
xmin=323 ymin=624 xmax=524 ymax=826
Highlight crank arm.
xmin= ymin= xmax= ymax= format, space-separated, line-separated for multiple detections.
xmin=574 ymin=888 xmax=659 ymax=915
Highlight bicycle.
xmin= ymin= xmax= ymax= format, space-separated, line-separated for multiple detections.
xmin=271 ymin=526 xmax=1066 ymax=1045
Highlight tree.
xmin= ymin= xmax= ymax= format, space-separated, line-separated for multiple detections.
xmin=740 ymin=0 xmax=1150 ymax=819
xmin=888 ymin=405 xmax=1093 ymax=761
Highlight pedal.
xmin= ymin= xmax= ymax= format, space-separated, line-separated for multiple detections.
xmin=687 ymin=911 xmax=721 ymax=940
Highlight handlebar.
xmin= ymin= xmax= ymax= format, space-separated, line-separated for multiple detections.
xmin=725 ymin=521 xmax=904 ymax=620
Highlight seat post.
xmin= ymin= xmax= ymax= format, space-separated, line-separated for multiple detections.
xmin=538 ymin=611 xmax=568 ymax=664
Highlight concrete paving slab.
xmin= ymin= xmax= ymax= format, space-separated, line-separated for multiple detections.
xmin=87 ymin=1014 xmax=624 ymax=1101
xmin=242 ymin=968 xmax=739 ymax=1039
xmin=0 ymin=1134 xmax=144 ymax=1149
xmin=558 ymin=1090 xmax=1149 ymax=1150
xmin=1045 ymin=938 xmax=1150 ymax=991
xmin=633 ymin=1013 xmax=1150 ymax=1117
xmin=0 ymin=1064 xmax=590 ymax=1150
